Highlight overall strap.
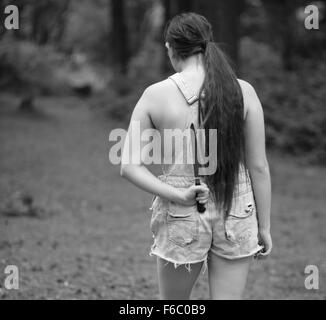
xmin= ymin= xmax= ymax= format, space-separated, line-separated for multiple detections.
xmin=169 ymin=73 xmax=199 ymax=105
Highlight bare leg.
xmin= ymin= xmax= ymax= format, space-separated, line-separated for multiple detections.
xmin=157 ymin=257 xmax=204 ymax=300
xmin=208 ymin=252 xmax=252 ymax=300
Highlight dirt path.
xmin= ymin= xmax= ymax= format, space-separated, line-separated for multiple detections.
xmin=0 ymin=95 xmax=325 ymax=299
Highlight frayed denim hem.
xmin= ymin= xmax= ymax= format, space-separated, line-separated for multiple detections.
xmin=209 ymin=244 xmax=264 ymax=261
xmin=149 ymin=250 xmax=208 ymax=275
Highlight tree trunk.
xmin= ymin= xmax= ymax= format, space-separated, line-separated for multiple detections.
xmin=161 ymin=0 xmax=172 ymax=74
xmin=52 ymin=0 xmax=71 ymax=47
xmin=110 ymin=0 xmax=129 ymax=74
xmin=177 ymin=0 xmax=193 ymax=12
xmin=0 ymin=0 xmax=5 ymax=39
xmin=195 ymin=0 xmax=244 ymax=70
xmin=261 ymin=0 xmax=296 ymax=71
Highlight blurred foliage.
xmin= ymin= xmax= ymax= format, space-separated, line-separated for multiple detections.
xmin=0 ymin=0 xmax=325 ymax=164
xmin=0 ymin=36 xmax=109 ymax=97
xmin=0 ymin=36 xmax=68 ymax=95
xmin=242 ymin=38 xmax=326 ymax=164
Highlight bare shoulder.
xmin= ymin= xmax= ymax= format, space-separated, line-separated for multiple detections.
xmin=237 ymin=79 xmax=257 ymax=98
xmin=237 ymin=79 xmax=262 ymax=115
xmin=142 ymin=78 xmax=176 ymax=103
xmin=141 ymin=78 xmax=177 ymax=122
xmin=132 ymin=78 xmax=174 ymax=117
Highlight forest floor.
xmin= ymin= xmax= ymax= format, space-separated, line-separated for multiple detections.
xmin=0 ymin=93 xmax=325 ymax=300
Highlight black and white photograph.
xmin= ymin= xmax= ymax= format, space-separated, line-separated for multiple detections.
xmin=0 ymin=0 xmax=325 ymax=302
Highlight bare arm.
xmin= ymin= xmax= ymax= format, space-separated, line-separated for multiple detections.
xmin=241 ymin=80 xmax=272 ymax=256
xmin=120 ymin=85 xmax=209 ymax=206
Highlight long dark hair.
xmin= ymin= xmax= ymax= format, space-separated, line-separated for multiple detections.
xmin=164 ymin=12 xmax=248 ymax=216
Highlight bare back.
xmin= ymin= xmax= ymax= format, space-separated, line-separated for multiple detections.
xmin=150 ymin=75 xmax=249 ymax=134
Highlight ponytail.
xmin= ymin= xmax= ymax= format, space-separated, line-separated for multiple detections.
xmin=199 ymin=41 xmax=246 ymax=215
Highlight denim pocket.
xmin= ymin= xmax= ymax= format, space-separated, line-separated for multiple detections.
xmin=166 ymin=202 xmax=199 ymax=247
xmin=225 ymin=189 xmax=256 ymax=244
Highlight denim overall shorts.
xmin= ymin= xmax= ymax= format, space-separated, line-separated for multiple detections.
xmin=148 ymin=73 xmax=263 ymax=273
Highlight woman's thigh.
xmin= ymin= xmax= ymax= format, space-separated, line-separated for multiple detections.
xmin=208 ymin=252 xmax=252 ymax=300
xmin=157 ymin=257 xmax=204 ymax=300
